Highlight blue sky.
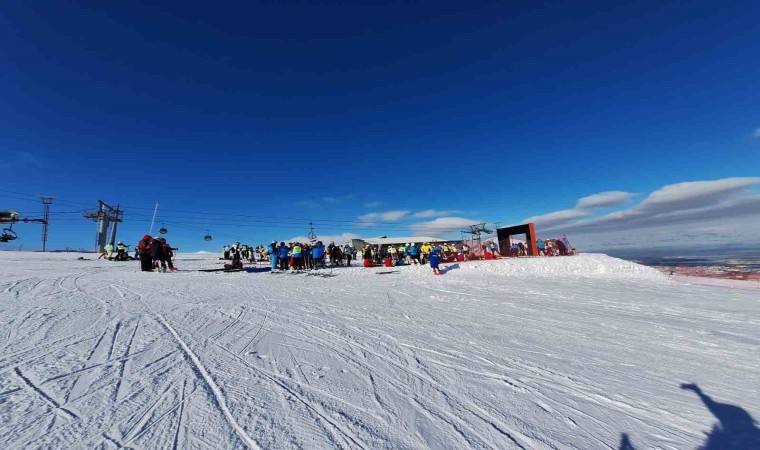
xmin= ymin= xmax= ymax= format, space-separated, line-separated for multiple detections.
xmin=1 ymin=0 xmax=759 ymax=252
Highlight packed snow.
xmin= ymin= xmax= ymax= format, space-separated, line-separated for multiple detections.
xmin=1 ymin=252 xmax=758 ymax=449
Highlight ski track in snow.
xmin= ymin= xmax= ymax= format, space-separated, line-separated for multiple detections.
xmin=0 ymin=251 xmax=758 ymax=449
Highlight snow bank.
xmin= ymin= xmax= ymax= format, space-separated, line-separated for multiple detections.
xmin=326 ymin=253 xmax=667 ymax=281
xmin=448 ymin=253 xmax=667 ymax=279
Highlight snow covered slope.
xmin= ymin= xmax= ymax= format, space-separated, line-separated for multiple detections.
xmin=1 ymin=252 xmax=758 ymax=449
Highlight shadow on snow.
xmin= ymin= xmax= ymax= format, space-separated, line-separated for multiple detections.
xmin=619 ymin=383 xmax=760 ymax=449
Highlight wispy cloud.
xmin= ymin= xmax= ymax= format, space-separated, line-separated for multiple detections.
xmin=523 ymin=178 xmax=760 ymax=249
xmin=364 ymin=201 xmax=385 ymax=208
xmin=576 ymin=191 xmax=635 ymax=209
xmin=296 ymin=194 xmax=355 ymax=208
xmin=753 ymin=127 xmax=760 ymax=138
xmin=295 ymin=200 xmax=321 ymax=208
xmin=410 ymin=216 xmax=482 ymax=236
xmin=523 ymin=209 xmax=592 ymax=228
xmin=322 ymin=194 xmax=354 ymax=204
xmin=0 ymin=151 xmax=44 ymax=171
xmin=524 ymin=190 xmax=635 ymax=228
xmin=412 ymin=209 xmax=463 ymax=218
xmin=358 ymin=210 xmax=410 ymax=222
xmin=286 ymin=232 xmax=360 ymax=245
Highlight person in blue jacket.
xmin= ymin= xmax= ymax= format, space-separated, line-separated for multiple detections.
xmin=268 ymin=241 xmax=278 ymax=271
xmin=429 ymin=250 xmax=442 ymax=275
xmin=407 ymin=243 xmax=420 ymax=265
xmin=311 ymin=241 xmax=325 ymax=269
xmin=277 ymin=242 xmax=289 ymax=271
xmin=536 ymin=239 xmax=546 ymax=255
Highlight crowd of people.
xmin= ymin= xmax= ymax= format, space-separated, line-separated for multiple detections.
xmin=510 ymin=237 xmax=574 ymax=257
xmin=125 ymin=235 xmax=574 ymax=274
xmin=261 ymin=241 xmax=355 ymax=272
xmin=135 ymin=235 xmax=178 ymax=272
xmin=97 ymin=241 xmax=132 ymax=261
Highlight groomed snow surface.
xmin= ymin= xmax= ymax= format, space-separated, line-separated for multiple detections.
xmin=1 ymin=252 xmax=758 ymax=449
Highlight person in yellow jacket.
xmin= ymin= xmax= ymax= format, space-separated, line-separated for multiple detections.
xmin=420 ymin=243 xmax=433 ymax=264
xmin=98 ymin=243 xmax=113 ymax=260
xmin=387 ymin=245 xmax=397 ymax=260
xmin=461 ymin=243 xmax=470 ymax=260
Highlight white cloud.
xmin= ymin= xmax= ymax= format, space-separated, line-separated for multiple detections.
xmin=576 ymin=191 xmax=635 ymax=209
xmin=633 ymin=178 xmax=760 ymax=213
xmin=364 ymin=201 xmax=385 ymax=208
xmin=286 ymin=232 xmax=361 ymax=245
xmin=524 ymin=190 xmax=635 ymax=228
xmin=523 ymin=209 xmax=591 ymax=228
xmin=753 ymin=127 xmax=760 ymax=138
xmin=358 ymin=210 xmax=410 ymax=222
xmin=412 ymin=209 xmax=463 ymax=218
xmin=410 ymin=217 xmax=482 ymax=236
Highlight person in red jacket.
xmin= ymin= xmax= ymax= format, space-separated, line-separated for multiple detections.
xmin=159 ymin=237 xmax=177 ymax=271
xmin=137 ymin=235 xmax=153 ymax=272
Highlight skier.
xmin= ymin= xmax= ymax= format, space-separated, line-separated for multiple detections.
xmin=151 ymin=236 xmax=167 ymax=272
xmin=311 ymin=241 xmax=325 ymax=269
xmin=98 ymin=243 xmax=113 ymax=260
xmin=407 ymin=243 xmax=420 ymax=265
xmin=362 ymin=245 xmax=373 ymax=267
xmin=344 ymin=244 xmax=352 ymax=266
xmin=225 ymin=243 xmax=243 ymax=270
xmin=420 ymin=242 xmax=432 ymax=264
xmin=537 ymin=239 xmax=546 ymax=256
xmin=429 ymin=250 xmax=442 ymax=275
xmin=223 ymin=245 xmax=230 ymax=260
xmin=230 ymin=242 xmax=240 ymax=263
xmin=291 ymin=242 xmax=303 ymax=271
xmin=137 ymin=235 xmax=153 ymax=272
xmin=277 ymin=242 xmax=289 ymax=271
xmin=116 ymin=241 xmax=129 ymax=260
xmin=268 ymin=241 xmax=278 ymax=271
xmin=160 ymin=238 xmax=177 ymax=271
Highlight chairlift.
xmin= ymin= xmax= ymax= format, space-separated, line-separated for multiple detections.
xmin=159 ymin=224 xmax=168 ymax=234
xmin=203 ymin=232 xmax=213 ymax=241
xmin=0 ymin=226 xmax=17 ymax=243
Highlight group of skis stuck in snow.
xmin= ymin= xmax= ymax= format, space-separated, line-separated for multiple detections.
xmin=109 ymin=235 xmax=574 ymax=275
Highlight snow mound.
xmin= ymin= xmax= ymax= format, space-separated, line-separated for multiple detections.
xmin=451 ymin=253 xmax=666 ymax=279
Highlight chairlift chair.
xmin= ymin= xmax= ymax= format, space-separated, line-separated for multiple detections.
xmin=203 ymin=232 xmax=213 ymax=241
xmin=159 ymin=224 xmax=168 ymax=234
xmin=0 ymin=226 xmax=17 ymax=242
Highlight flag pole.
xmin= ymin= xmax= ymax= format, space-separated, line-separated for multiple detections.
xmin=148 ymin=202 xmax=159 ymax=235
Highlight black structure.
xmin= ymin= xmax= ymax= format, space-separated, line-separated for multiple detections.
xmin=496 ymin=223 xmax=538 ymax=256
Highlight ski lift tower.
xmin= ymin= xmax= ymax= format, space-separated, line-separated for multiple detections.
xmin=84 ymin=200 xmax=123 ymax=253
xmin=308 ymin=222 xmax=318 ymax=243
xmin=461 ymin=223 xmax=492 ymax=259
xmin=38 ymin=196 xmax=54 ymax=252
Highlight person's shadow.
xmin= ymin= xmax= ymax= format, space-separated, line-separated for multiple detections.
xmin=619 ymin=384 xmax=760 ymax=449
xmin=681 ymin=383 xmax=760 ymax=449
xmin=442 ymin=263 xmax=460 ymax=273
